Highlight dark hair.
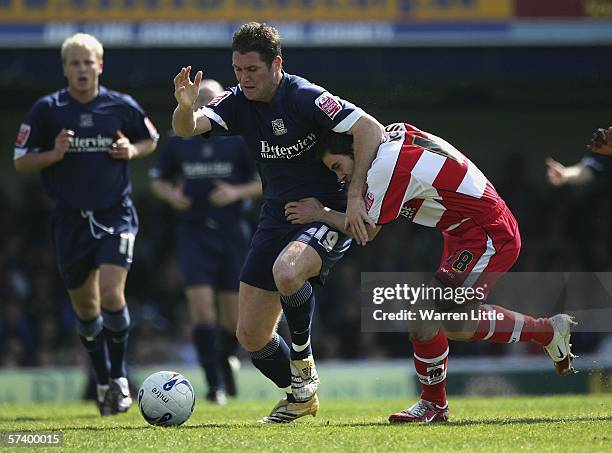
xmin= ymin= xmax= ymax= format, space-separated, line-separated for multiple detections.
xmin=315 ymin=132 xmax=354 ymax=160
xmin=232 ymin=22 xmax=281 ymax=68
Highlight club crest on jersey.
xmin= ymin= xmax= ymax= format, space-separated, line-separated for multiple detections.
xmin=207 ymin=91 xmax=231 ymax=107
xmin=79 ymin=113 xmax=93 ymax=128
xmin=271 ymin=118 xmax=287 ymax=136
xmin=315 ymin=92 xmax=342 ymax=120
xmin=16 ymin=123 xmax=31 ymax=147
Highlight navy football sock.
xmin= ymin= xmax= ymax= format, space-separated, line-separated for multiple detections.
xmin=219 ymin=327 xmax=239 ymax=359
xmin=193 ymin=323 xmax=221 ymax=392
xmin=280 ymin=282 xmax=315 ymax=360
xmin=102 ymin=305 xmax=130 ymax=379
xmin=77 ymin=315 xmax=109 ymax=385
xmin=249 ymin=333 xmax=292 ymax=389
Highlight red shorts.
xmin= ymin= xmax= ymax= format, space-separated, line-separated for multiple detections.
xmin=436 ymin=202 xmax=521 ymax=298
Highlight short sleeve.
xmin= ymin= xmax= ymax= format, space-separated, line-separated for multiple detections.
xmin=199 ymin=90 xmax=236 ymax=135
xmin=14 ymin=100 xmax=49 ymax=160
xmin=582 ymin=152 xmax=612 ymax=177
xmin=293 ymin=82 xmax=363 ymax=133
xmin=120 ymin=95 xmax=159 ymax=143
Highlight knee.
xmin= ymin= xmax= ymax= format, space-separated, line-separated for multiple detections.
xmin=445 ymin=330 xmax=475 ymax=341
xmin=272 ymin=262 xmax=303 ymax=295
xmin=100 ymin=284 xmax=125 ymax=310
xmin=410 ymin=330 xmax=438 ymax=342
xmin=72 ymin=298 xmax=99 ymax=320
xmin=236 ymin=325 xmax=271 ymax=352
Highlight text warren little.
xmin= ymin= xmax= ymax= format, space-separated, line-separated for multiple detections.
xmin=372 ymin=309 xmax=504 ymax=322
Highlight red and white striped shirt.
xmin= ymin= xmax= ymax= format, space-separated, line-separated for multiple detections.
xmin=366 ymin=123 xmax=503 ymax=230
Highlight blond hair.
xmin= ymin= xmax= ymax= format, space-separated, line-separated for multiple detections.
xmin=196 ymin=79 xmax=225 ymax=109
xmin=61 ymin=33 xmax=104 ymax=63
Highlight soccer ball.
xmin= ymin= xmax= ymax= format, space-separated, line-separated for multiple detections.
xmin=137 ymin=371 xmax=195 ymax=426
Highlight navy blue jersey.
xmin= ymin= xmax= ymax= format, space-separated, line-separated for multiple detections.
xmin=583 ymin=152 xmax=612 ymax=177
xmin=14 ymin=86 xmax=158 ymax=210
xmin=149 ymin=133 xmax=257 ymax=225
xmin=200 ymin=73 xmax=363 ymax=223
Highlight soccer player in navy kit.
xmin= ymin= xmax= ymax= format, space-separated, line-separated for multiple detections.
xmin=173 ymin=22 xmax=383 ymax=423
xmin=14 ymin=33 xmax=158 ymax=416
xmin=151 ymin=79 xmax=261 ymax=404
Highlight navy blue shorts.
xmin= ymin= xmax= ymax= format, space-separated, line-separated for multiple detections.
xmin=51 ymin=197 xmax=138 ymax=290
xmin=176 ymin=221 xmax=250 ymax=290
xmin=240 ymin=222 xmax=352 ymax=292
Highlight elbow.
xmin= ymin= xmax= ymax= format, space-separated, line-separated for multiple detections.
xmin=173 ymin=127 xmax=191 ymax=138
xmin=14 ymin=158 xmax=27 ymax=172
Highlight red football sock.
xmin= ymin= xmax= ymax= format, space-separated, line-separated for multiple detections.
xmin=470 ymin=305 xmax=553 ymax=346
xmin=411 ymin=330 xmax=448 ymax=407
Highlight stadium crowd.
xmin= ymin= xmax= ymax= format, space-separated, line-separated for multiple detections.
xmin=1 ymin=153 xmax=610 ymax=368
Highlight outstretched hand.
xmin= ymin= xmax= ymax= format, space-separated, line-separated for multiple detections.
xmin=545 ymin=157 xmax=568 ymax=187
xmin=174 ymin=66 xmax=203 ymax=111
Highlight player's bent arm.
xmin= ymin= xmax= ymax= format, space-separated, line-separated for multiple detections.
xmin=346 ymin=114 xmax=384 ymax=198
xmin=233 ymin=180 xmax=263 ymax=200
xmin=14 ymin=149 xmax=64 ymax=172
xmin=132 ymin=139 xmax=158 ymax=158
xmin=321 ymin=207 xmax=381 ymax=242
xmin=150 ymin=178 xmax=176 ymax=204
xmin=172 ymin=105 xmax=212 ymax=137
xmin=562 ymin=163 xmax=595 ymax=185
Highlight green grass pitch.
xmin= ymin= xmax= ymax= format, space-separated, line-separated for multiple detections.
xmin=1 ymin=395 xmax=610 ymax=452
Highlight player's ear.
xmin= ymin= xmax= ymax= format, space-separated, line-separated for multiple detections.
xmin=98 ymin=60 xmax=104 ymax=76
xmin=272 ymin=55 xmax=282 ymax=72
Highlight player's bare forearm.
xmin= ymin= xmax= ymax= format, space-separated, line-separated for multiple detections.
xmin=322 ymin=207 xmax=380 ymax=241
xmin=347 ymin=114 xmax=384 ymax=198
xmin=314 ymin=206 xmax=348 ymax=234
xmin=172 ymin=106 xmax=213 ymax=137
xmin=344 ymin=114 xmax=383 ymax=244
xmin=235 ymin=180 xmax=262 ymax=200
xmin=14 ymin=149 xmax=63 ymax=172
xmin=150 ymin=179 xmax=174 ymax=203
xmin=564 ymin=163 xmax=595 ymax=186
xmin=130 ymin=139 xmax=157 ymax=159
xmin=172 ymin=105 xmax=197 ymax=137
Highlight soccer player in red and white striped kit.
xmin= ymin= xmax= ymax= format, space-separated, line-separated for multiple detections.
xmin=284 ymin=122 xmax=577 ymax=423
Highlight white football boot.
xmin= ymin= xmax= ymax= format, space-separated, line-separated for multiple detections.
xmin=543 ymin=314 xmax=578 ymax=376
xmin=105 ymin=377 xmax=133 ymax=413
xmin=258 ymin=394 xmax=319 ymax=424
xmin=290 ymin=355 xmax=320 ymax=402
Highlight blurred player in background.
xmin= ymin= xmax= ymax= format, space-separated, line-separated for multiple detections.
xmin=13 ymin=33 xmax=158 ymax=416
xmin=546 ymin=126 xmax=612 ymax=186
xmin=285 ymin=124 xmax=576 ymax=423
xmin=172 ymin=22 xmax=383 ymax=422
xmin=150 ymin=79 xmax=261 ymax=404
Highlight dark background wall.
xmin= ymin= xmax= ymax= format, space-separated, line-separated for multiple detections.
xmin=3 ymin=46 xmax=612 ymax=197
